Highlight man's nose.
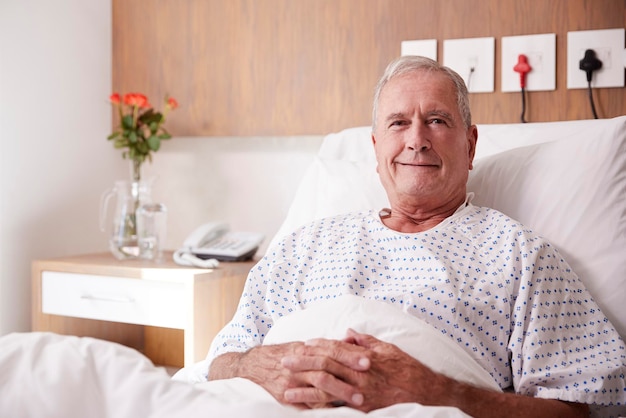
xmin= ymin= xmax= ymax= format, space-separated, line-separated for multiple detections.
xmin=406 ymin=125 xmax=431 ymax=152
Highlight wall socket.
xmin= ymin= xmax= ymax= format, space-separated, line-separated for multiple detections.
xmin=443 ymin=37 xmax=495 ymax=93
xmin=501 ymin=34 xmax=556 ymax=92
xmin=567 ymin=28 xmax=625 ymax=89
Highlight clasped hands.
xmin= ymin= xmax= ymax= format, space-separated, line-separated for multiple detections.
xmin=241 ymin=328 xmax=448 ymax=411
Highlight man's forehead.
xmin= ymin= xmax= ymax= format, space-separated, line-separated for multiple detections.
xmin=384 ymin=70 xmax=453 ymax=96
xmin=378 ymin=72 xmax=459 ymax=118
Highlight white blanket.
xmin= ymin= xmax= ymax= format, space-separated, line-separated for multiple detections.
xmin=1 ymin=296 xmax=506 ymax=417
xmin=0 ymin=332 xmax=473 ymax=418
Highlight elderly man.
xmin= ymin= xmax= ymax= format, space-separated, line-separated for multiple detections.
xmin=207 ymin=56 xmax=625 ymax=417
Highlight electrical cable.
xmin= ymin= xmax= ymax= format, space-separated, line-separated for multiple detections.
xmin=467 ymin=66 xmax=475 ymax=91
xmin=520 ymin=86 xmax=527 ymax=124
xmin=173 ymin=249 xmax=220 ymax=268
xmin=579 ymin=49 xmax=602 ymax=119
xmin=513 ymin=54 xmax=532 ymax=123
xmin=587 ymin=80 xmax=599 ymax=119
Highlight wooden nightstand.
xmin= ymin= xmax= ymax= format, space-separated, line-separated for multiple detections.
xmin=32 ymin=252 xmax=255 ymax=368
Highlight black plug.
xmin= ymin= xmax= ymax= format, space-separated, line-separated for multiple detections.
xmin=579 ymin=49 xmax=603 ymax=119
xmin=579 ymin=49 xmax=602 ymax=82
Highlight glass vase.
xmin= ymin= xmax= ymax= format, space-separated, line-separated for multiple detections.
xmin=100 ymin=160 xmax=152 ymax=260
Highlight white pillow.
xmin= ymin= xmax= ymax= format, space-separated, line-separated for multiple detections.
xmin=264 ymin=295 xmax=502 ymax=392
xmin=317 ymin=126 xmax=375 ymax=162
xmin=268 ymin=158 xmax=387 ymax=248
xmin=270 ymin=117 xmax=626 ymax=341
xmin=473 ymin=118 xmax=622 ymax=160
xmin=271 ymin=120 xmax=617 ymax=245
xmin=468 ymin=117 xmax=626 ymax=340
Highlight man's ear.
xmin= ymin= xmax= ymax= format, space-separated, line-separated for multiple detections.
xmin=372 ymin=133 xmax=380 ymax=173
xmin=467 ymin=125 xmax=478 ymax=170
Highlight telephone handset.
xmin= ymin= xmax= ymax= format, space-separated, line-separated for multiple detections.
xmin=173 ymin=222 xmax=264 ymax=268
xmin=183 ymin=222 xmax=231 ymax=249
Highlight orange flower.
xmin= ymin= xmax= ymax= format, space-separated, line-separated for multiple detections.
xmin=167 ymin=97 xmax=179 ymax=110
xmin=123 ymin=93 xmax=149 ymax=108
xmin=108 ymin=92 xmax=178 ymax=177
xmin=109 ymin=93 xmax=121 ymax=104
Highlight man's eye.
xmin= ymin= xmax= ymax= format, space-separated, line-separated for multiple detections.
xmin=430 ymin=118 xmax=444 ymax=124
xmin=389 ymin=120 xmax=406 ymax=127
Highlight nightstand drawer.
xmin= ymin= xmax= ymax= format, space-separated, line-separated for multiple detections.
xmin=41 ymin=271 xmax=186 ymax=329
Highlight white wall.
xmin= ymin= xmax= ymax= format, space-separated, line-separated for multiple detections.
xmin=143 ymin=136 xmax=322 ymax=256
xmin=0 ymin=0 xmax=119 ymax=334
xmin=0 ymin=0 xmax=324 ymax=335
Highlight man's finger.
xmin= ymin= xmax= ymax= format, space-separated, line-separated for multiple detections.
xmin=345 ymin=328 xmax=381 ymax=349
xmin=302 ymin=338 xmax=371 ymax=371
xmin=281 ymin=352 xmax=361 ymax=376
xmin=280 ymin=358 xmax=365 ymax=406
xmin=284 ymin=381 xmax=364 ymax=407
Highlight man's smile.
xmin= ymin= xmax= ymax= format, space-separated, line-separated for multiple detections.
xmin=394 ymin=160 xmax=440 ymax=168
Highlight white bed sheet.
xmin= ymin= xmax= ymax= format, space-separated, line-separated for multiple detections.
xmin=0 ymin=331 xmax=473 ymax=418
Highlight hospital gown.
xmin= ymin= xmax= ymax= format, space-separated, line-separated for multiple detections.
xmin=208 ymin=203 xmax=626 ymax=412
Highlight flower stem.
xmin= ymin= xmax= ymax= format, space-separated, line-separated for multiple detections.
xmin=131 ymin=159 xmax=142 ymax=182
xmin=132 ymin=104 xmax=138 ymax=129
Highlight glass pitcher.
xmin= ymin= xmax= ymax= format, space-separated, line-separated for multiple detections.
xmin=100 ymin=180 xmax=152 ymax=260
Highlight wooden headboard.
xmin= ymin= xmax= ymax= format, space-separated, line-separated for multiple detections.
xmin=112 ymin=0 xmax=625 ymax=136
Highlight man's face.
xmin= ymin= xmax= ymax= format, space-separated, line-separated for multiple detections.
xmin=372 ymin=70 xmax=477 ymax=211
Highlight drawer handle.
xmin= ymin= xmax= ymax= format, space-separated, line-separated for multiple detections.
xmin=80 ymin=294 xmax=135 ymax=303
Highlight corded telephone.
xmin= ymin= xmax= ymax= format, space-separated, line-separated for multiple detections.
xmin=173 ymin=222 xmax=264 ymax=268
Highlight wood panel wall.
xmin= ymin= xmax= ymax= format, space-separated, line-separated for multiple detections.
xmin=112 ymin=0 xmax=625 ymax=136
